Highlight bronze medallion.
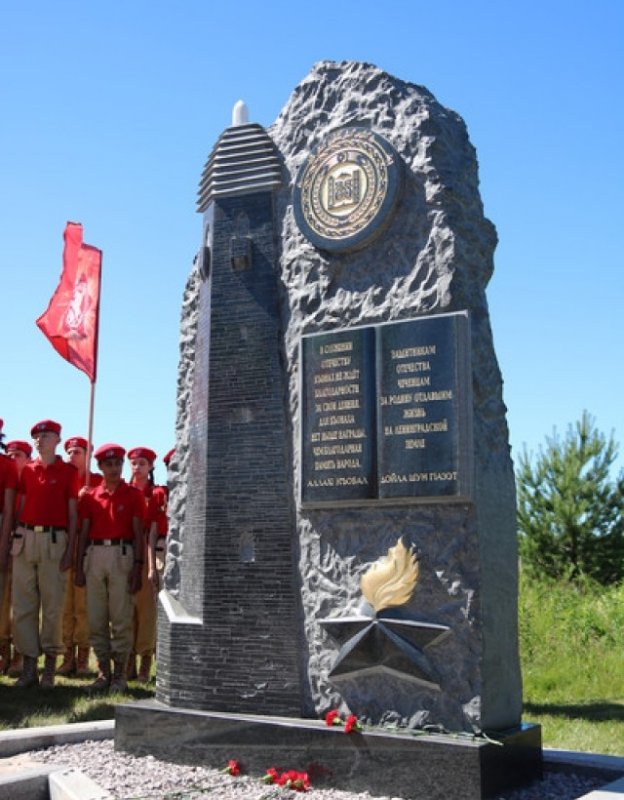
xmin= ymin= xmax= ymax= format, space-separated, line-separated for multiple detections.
xmin=294 ymin=127 xmax=402 ymax=253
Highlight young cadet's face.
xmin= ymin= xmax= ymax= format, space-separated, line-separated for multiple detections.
xmin=99 ymin=458 xmax=123 ymax=482
xmin=9 ymin=450 xmax=29 ymax=476
xmin=130 ymin=457 xmax=151 ymax=481
xmin=32 ymin=431 xmax=59 ymax=458
xmin=67 ymin=446 xmax=87 ymax=472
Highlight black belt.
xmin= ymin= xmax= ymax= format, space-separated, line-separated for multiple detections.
xmin=91 ymin=539 xmax=132 ymax=547
xmin=21 ymin=524 xmax=66 ymax=534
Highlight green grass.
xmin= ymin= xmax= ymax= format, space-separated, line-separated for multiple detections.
xmin=0 ymin=660 xmax=154 ymax=730
xmin=519 ymin=571 xmax=624 ymax=755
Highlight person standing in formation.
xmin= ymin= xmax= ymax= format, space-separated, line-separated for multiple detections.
xmin=12 ymin=420 xmax=79 ymax=688
xmin=75 ymin=444 xmax=143 ymax=692
xmin=0 ymin=421 xmax=19 ymax=673
xmin=147 ymin=448 xmax=172 ymax=597
xmin=56 ymin=436 xmax=102 ymax=677
xmin=0 ymin=439 xmax=30 ymax=675
xmin=127 ymin=446 xmax=158 ymax=682
xmin=1 ymin=440 xmax=32 ymax=676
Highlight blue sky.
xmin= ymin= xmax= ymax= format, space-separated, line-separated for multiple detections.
xmin=1 ymin=0 xmax=622 ymax=484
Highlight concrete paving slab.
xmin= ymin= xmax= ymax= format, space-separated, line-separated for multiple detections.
xmin=578 ymin=776 xmax=624 ymax=799
xmin=49 ymin=767 xmax=114 ymax=800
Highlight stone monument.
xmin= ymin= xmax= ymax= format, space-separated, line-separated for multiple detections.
xmin=116 ymin=61 xmax=541 ymax=799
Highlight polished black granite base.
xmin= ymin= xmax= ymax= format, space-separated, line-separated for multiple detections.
xmin=115 ymin=700 xmax=542 ymax=799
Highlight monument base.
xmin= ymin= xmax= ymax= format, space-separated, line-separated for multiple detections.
xmin=115 ymin=700 xmax=542 ymax=799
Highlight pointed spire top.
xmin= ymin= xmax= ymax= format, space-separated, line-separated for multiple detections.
xmin=232 ymin=100 xmax=249 ymax=127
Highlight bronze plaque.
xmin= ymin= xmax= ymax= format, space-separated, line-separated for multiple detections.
xmin=293 ymin=127 xmax=403 ymax=253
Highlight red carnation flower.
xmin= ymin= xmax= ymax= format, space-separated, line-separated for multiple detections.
xmin=324 ymin=709 xmax=342 ymax=726
xmin=344 ymin=713 xmax=361 ymax=733
xmin=262 ymin=767 xmax=279 ymax=784
xmin=223 ymin=758 xmax=241 ymax=776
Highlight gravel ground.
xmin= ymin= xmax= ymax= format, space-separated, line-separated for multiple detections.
xmin=27 ymin=739 xmax=610 ymax=800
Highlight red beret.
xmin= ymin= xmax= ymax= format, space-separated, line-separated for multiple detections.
xmin=6 ymin=440 xmax=32 ymax=458
xmin=94 ymin=443 xmax=125 ymax=462
xmin=128 ymin=446 xmax=156 ymax=464
xmin=163 ymin=448 xmax=175 ymax=466
xmin=64 ymin=436 xmax=89 ymax=452
xmin=31 ymin=419 xmax=61 ymax=437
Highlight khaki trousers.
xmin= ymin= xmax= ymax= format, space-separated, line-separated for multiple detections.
xmin=132 ymin=558 xmax=156 ymax=657
xmin=11 ymin=526 xmax=68 ymax=658
xmin=61 ymin=571 xmax=89 ymax=649
xmin=85 ymin=543 xmax=133 ymax=662
xmin=0 ymin=565 xmax=12 ymax=644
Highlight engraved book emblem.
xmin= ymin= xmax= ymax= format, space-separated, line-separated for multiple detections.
xmin=293 ymin=127 xmax=403 ymax=253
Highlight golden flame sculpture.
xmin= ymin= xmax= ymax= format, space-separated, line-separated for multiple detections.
xmin=360 ymin=538 xmax=419 ymax=613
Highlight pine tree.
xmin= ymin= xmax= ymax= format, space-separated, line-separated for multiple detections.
xmin=517 ymin=411 xmax=624 ymax=584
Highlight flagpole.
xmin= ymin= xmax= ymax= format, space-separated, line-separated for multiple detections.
xmin=85 ymin=249 xmax=102 ymax=489
xmin=85 ymin=379 xmax=96 ymax=488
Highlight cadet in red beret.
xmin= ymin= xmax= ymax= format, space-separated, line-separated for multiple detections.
xmin=127 ymin=446 xmax=160 ymax=682
xmin=56 ymin=437 xmax=103 ymax=678
xmin=75 ymin=444 xmax=143 ymax=692
xmin=6 ymin=440 xmax=32 ymax=459
xmin=0 ymin=424 xmax=19 ymax=673
xmin=146 ymin=449 xmax=172 ymax=611
xmin=1 ymin=441 xmax=32 ymax=676
xmin=12 ymin=419 xmax=80 ymax=688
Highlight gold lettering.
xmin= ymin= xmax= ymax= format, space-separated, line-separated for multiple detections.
xmin=320 ymin=356 xmax=352 ymax=369
xmin=412 ymin=390 xmax=453 ymax=402
xmin=405 ymin=438 xmax=426 ymax=449
xmin=314 ymin=459 xmax=336 ymax=470
xmin=320 ymin=341 xmax=353 ymax=355
xmin=380 ymin=473 xmax=409 ymax=484
xmin=307 ymin=477 xmax=335 ymax=487
xmin=335 ymin=476 xmax=368 ymax=486
xmin=312 ymin=443 xmax=363 ymax=456
xmin=390 ymin=345 xmax=436 ymax=359
xmin=314 ymin=383 xmax=360 ymax=398
xmin=337 ymin=398 xmax=360 ymax=410
xmin=428 ymin=471 xmax=458 ymax=481
xmin=403 ymin=407 xmax=426 ymax=419
xmin=337 ymin=428 xmax=367 ymax=440
xmin=392 ymin=420 xmax=448 ymax=435
xmin=408 ymin=472 xmax=429 ymax=482
xmin=379 ymin=393 xmax=412 ymax=406
xmin=395 ymin=360 xmax=431 ymax=374
xmin=397 ymin=376 xmax=431 ymax=389
xmin=319 ymin=414 xmax=356 ymax=427
xmin=314 ymin=369 xmax=361 ymax=385
xmin=336 ymin=458 xmax=361 ymax=469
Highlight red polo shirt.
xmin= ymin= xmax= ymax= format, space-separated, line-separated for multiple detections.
xmin=81 ymin=479 xmax=144 ymax=541
xmin=18 ymin=457 xmax=80 ymax=528
xmin=77 ymin=472 xmax=103 ymax=520
xmin=146 ymin=485 xmax=168 ymax=537
xmin=0 ymin=454 xmax=18 ymax=513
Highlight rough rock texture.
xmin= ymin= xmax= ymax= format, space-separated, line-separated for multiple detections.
xmin=168 ymin=60 xmax=521 ymax=733
xmin=163 ymin=261 xmax=201 ymax=597
xmin=269 ymin=61 xmax=521 ymax=732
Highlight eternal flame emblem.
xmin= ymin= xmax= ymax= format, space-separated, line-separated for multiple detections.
xmin=293 ymin=127 xmax=403 ymax=253
xmin=319 ymin=538 xmax=450 ymax=689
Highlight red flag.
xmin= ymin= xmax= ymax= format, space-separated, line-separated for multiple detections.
xmin=36 ymin=222 xmax=102 ymax=382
